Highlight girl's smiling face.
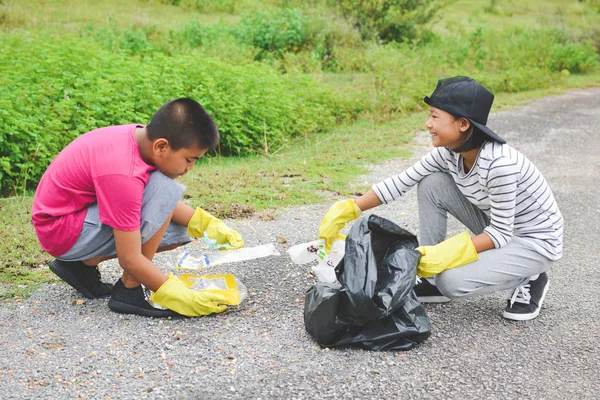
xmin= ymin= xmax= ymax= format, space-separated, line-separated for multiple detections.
xmin=425 ymin=106 xmax=470 ymax=149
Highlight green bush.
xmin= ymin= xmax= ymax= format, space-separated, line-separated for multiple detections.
xmin=170 ymin=20 xmax=206 ymax=48
xmin=0 ymin=33 xmax=356 ymax=194
xmin=326 ymin=27 xmax=597 ymax=119
xmin=81 ymin=19 xmax=256 ymax=64
xmin=582 ymin=0 xmax=600 ymax=13
xmin=235 ymin=8 xmax=310 ymax=59
xmin=332 ymin=0 xmax=449 ymax=43
xmin=548 ymin=42 xmax=599 ymax=73
xmin=80 ymin=22 xmax=162 ymax=56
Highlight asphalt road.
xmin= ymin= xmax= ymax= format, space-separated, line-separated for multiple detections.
xmin=1 ymin=88 xmax=599 ymax=399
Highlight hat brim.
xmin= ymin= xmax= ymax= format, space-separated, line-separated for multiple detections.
xmin=424 ymin=95 xmax=506 ymax=144
xmin=469 ymin=119 xmax=506 ymax=144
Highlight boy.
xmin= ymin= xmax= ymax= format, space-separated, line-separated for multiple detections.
xmin=32 ymin=98 xmax=243 ymax=317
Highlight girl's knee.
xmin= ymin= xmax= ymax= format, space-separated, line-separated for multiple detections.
xmin=417 ymin=172 xmax=454 ymax=198
xmin=434 ymin=270 xmax=470 ymax=299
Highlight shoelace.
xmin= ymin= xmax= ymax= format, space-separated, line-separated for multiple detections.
xmin=415 ymin=276 xmax=422 ymax=285
xmin=506 ymin=283 xmax=531 ymax=307
xmin=91 ymin=266 xmax=112 ymax=291
xmin=93 ymin=266 xmax=102 ymax=282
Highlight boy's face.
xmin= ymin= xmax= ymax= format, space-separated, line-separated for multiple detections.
xmin=425 ymin=106 xmax=470 ymax=149
xmin=152 ymin=140 xmax=208 ymax=179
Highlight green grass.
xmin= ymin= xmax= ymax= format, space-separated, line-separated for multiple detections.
xmin=180 ymin=115 xmax=421 ymax=213
xmin=0 ymin=196 xmax=55 ymax=302
xmin=435 ymin=0 xmax=599 ymax=35
xmin=0 ymin=0 xmax=236 ymax=31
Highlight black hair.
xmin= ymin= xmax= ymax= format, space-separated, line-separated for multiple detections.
xmin=449 ymin=116 xmax=487 ymax=153
xmin=146 ymin=98 xmax=219 ymax=151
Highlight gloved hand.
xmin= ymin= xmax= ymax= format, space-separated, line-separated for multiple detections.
xmin=150 ymin=274 xmax=232 ymax=317
xmin=318 ymin=199 xmax=362 ymax=253
xmin=188 ymin=207 xmax=244 ymax=250
xmin=415 ymin=232 xmax=479 ymax=278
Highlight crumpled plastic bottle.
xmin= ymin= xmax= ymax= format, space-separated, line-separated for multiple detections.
xmin=287 ymin=239 xmax=345 ymax=283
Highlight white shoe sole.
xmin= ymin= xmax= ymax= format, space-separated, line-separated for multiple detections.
xmin=417 ymin=295 xmax=451 ymax=304
xmin=502 ymin=281 xmax=550 ymax=321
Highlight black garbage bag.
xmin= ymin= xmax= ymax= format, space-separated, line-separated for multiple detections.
xmin=304 ymin=214 xmax=431 ymax=351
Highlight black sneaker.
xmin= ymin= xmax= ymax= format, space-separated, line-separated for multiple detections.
xmin=108 ymin=279 xmax=180 ymax=318
xmin=414 ymin=277 xmax=451 ymax=303
xmin=503 ymin=273 xmax=549 ymax=321
xmin=49 ymin=259 xmax=114 ymax=299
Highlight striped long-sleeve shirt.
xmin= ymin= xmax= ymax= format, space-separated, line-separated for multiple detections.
xmin=372 ymin=141 xmax=563 ymax=261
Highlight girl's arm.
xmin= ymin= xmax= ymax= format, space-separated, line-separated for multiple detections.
xmin=354 ymin=189 xmax=383 ymax=211
xmin=471 ymin=231 xmax=495 ymax=253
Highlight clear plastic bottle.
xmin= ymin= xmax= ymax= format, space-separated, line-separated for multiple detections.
xmin=175 ymin=243 xmax=280 ymax=270
xmin=176 ymin=251 xmax=211 ymax=269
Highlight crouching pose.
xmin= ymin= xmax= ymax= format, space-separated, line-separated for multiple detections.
xmin=32 ymin=98 xmax=243 ymax=317
xmin=318 ymin=76 xmax=563 ymax=321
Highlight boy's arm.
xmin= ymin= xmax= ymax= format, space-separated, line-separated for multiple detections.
xmin=113 ymin=229 xmax=168 ymax=292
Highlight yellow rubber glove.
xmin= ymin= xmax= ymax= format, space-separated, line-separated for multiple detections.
xmin=149 ymin=274 xmax=231 ymax=317
xmin=415 ymin=232 xmax=479 ymax=278
xmin=187 ymin=207 xmax=244 ymax=250
xmin=318 ymin=199 xmax=362 ymax=253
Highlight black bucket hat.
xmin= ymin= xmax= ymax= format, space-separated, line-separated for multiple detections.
xmin=424 ymin=76 xmax=505 ymax=144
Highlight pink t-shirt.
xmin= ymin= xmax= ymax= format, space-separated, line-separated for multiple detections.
xmin=32 ymin=124 xmax=156 ymax=257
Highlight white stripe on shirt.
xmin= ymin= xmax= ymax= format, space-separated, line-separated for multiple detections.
xmin=372 ymin=142 xmax=564 ymax=260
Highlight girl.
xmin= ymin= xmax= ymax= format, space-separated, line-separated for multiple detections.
xmin=318 ymin=76 xmax=563 ymax=321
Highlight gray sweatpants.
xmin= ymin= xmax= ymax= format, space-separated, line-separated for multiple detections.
xmin=58 ymin=171 xmax=191 ymax=262
xmin=417 ymin=172 xmax=553 ymax=299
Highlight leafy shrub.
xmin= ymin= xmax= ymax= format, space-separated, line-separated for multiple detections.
xmin=548 ymin=42 xmax=599 ymax=73
xmin=328 ymin=26 xmax=598 ymax=119
xmin=171 ymin=20 xmax=206 ymax=48
xmin=80 ymin=22 xmax=161 ymax=56
xmin=581 ymin=0 xmax=600 ymax=13
xmin=332 ymin=0 xmax=449 ymax=43
xmin=0 ymin=33 xmax=357 ymax=194
xmin=81 ymin=19 xmax=254 ymax=64
xmin=235 ymin=8 xmax=309 ymax=59
xmin=302 ymin=12 xmax=363 ymax=72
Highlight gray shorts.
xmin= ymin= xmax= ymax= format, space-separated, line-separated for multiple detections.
xmin=58 ymin=171 xmax=191 ymax=262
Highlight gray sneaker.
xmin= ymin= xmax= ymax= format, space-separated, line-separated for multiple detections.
xmin=503 ymin=273 xmax=549 ymax=321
